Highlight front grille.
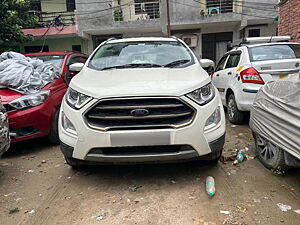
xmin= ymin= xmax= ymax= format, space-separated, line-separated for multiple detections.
xmin=89 ymin=145 xmax=194 ymax=155
xmin=84 ymin=97 xmax=195 ymax=131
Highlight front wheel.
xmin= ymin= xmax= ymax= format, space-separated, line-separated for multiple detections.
xmin=48 ymin=108 xmax=60 ymax=144
xmin=227 ymin=94 xmax=246 ymax=124
xmin=254 ymin=133 xmax=287 ymax=170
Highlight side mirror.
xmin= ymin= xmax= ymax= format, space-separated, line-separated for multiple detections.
xmin=200 ymin=59 xmax=215 ymax=75
xmin=199 ymin=59 xmax=214 ymax=68
xmin=69 ymin=63 xmax=84 ymax=72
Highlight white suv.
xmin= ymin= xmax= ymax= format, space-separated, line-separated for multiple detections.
xmin=212 ymin=37 xmax=300 ymax=124
xmin=58 ymin=37 xmax=225 ymax=167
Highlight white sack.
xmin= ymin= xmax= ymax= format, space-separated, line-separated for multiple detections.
xmin=0 ymin=52 xmax=60 ymax=94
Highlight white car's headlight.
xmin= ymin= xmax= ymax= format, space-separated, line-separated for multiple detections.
xmin=65 ymin=88 xmax=92 ymax=109
xmin=186 ymin=82 xmax=215 ymax=105
xmin=8 ymin=90 xmax=50 ymax=110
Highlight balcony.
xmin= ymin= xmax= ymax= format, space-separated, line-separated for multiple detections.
xmin=199 ymin=0 xmax=242 ymax=15
xmin=29 ymin=11 xmax=75 ymax=28
xmin=112 ymin=1 xmax=160 ymax=22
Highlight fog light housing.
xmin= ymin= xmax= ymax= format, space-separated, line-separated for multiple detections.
xmin=62 ymin=112 xmax=77 ymax=135
xmin=205 ymin=106 xmax=221 ymax=130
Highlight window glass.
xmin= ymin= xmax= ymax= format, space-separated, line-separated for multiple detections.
xmin=225 ymin=54 xmax=240 ymax=68
xmin=248 ymin=29 xmax=260 ymax=37
xmin=215 ymin=55 xmax=228 ymax=71
xmin=88 ymin=41 xmax=193 ymax=70
xmin=27 ymin=54 xmax=65 ymax=68
xmin=249 ymin=44 xmax=300 ymax=62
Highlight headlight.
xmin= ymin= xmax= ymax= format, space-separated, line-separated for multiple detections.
xmin=186 ymin=82 xmax=215 ymax=106
xmin=65 ymin=88 xmax=92 ymax=109
xmin=205 ymin=106 xmax=221 ymax=129
xmin=8 ymin=90 xmax=50 ymax=110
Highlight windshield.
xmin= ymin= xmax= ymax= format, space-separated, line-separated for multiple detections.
xmin=249 ymin=44 xmax=300 ymax=62
xmin=27 ymin=54 xmax=65 ymax=68
xmin=88 ymin=41 xmax=194 ymax=70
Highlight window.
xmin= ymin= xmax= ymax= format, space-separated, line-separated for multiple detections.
xmin=225 ymin=54 xmax=241 ymax=68
xmin=68 ymin=56 xmax=87 ymax=65
xmin=26 ymin=54 xmax=65 ymax=68
xmin=215 ymin=55 xmax=228 ymax=71
xmin=72 ymin=45 xmax=82 ymax=52
xmin=88 ymin=41 xmax=194 ymax=71
xmin=134 ymin=0 xmax=160 ymax=19
xmin=248 ymin=29 xmax=260 ymax=37
xmin=249 ymin=44 xmax=300 ymax=62
xmin=24 ymin=46 xmax=49 ymax=53
xmin=66 ymin=0 xmax=76 ymax=12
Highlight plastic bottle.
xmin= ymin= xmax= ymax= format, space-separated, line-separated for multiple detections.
xmin=237 ymin=150 xmax=245 ymax=162
xmin=233 ymin=150 xmax=245 ymax=165
xmin=206 ymin=176 xmax=215 ymax=197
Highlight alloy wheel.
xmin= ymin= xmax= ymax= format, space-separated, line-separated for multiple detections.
xmin=227 ymin=98 xmax=235 ymax=119
xmin=256 ymin=134 xmax=279 ymax=162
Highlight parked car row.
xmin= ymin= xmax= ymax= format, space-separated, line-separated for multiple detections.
xmin=0 ymin=51 xmax=87 ymax=143
xmin=211 ymin=36 xmax=300 ymax=124
xmin=0 ymin=36 xmax=299 ymax=171
xmin=211 ymin=36 xmax=300 ymax=170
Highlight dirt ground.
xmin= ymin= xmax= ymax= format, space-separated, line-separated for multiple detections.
xmin=1 ymin=120 xmax=300 ymax=225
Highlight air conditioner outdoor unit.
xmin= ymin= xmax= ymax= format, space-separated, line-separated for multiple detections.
xmin=208 ymin=7 xmax=220 ymax=15
xmin=182 ymin=35 xmax=198 ymax=48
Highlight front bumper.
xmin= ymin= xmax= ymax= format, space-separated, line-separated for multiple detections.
xmin=59 ymin=95 xmax=226 ymax=163
xmin=60 ymin=134 xmax=225 ymax=164
xmin=6 ymin=102 xmax=55 ymax=142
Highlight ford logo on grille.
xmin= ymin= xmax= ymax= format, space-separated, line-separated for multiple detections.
xmin=130 ymin=109 xmax=149 ymax=117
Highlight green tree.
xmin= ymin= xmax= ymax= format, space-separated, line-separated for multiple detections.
xmin=0 ymin=0 xmax=37 ymax=52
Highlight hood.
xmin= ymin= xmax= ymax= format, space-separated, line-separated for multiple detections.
xmin=70 ymin=65 xmax=211 ymax=99
xmin=0 ymin=89 xmax=23 ymax=104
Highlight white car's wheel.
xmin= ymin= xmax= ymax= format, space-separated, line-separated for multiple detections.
xmin=254 ymin=133 xmax=287 ymax=170
xmin=227 ymin=94 xmax=246 ymax=124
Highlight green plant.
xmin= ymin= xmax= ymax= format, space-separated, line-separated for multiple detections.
xmin=114 ymin=8 xmax=123 ymax=22
xmin=0 ymin=0 xmax=37 ymax=52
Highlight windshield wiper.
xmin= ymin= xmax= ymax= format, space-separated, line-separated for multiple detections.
xmin=101 ymin=63 xmax=163 ymax=70
xmin=164 ymin=60 xmax=191 ymax=68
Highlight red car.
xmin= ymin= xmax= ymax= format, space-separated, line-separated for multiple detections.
xmin=0 ymin=52 xmax=87 ymax=143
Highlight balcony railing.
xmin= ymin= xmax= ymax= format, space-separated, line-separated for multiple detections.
xmin=200 ymin=0 xmax=242 ymax=15
xmin=113 ymin=1 xmax=160 ymax=22
xmin=28 ymin=11 xmax=75 ymax=28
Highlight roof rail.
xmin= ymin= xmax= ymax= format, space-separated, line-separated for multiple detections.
xmin=106 ymin=37 xmax=118 ymax=42
xmin=243 ymin=36 xmax=291 ymax=45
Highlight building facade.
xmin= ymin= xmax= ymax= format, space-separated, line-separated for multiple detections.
xmin=278 ymin=0 xmax=300 ymax=43
xmin=21 ymin=0 xmax=88 ymax=54
xmin=76 ymin=0 xmax=278 ymax=63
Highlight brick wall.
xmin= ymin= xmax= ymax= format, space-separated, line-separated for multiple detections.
xmin=278 ymin=0 xmax=300 ymax=42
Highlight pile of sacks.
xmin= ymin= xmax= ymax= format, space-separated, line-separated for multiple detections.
xmin=0 ymin=52 xmax=60 ymax=94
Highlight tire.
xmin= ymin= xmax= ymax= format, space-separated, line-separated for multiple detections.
xmin=48 ymin=108 xmax=60 ymax=144
xmin=254 ymin=133 xmax=288 ymax=170
xmin=227 ymin=94 xmax=246 ymax=124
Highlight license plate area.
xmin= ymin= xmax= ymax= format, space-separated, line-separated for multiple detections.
xmin=110 ymin=131 xmax=170 ymax=147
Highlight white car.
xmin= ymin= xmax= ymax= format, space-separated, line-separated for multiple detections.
xmin=58 ymin=37 xmax=226 ymax=167
xmin=212 ymin=36 xmax=300 ymax=124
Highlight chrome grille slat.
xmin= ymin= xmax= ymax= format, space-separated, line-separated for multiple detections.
xmin=95 ymin=103 xmax=183 ymax=110
xmin=84 ymin=97 xmax=195 ymax=131
xmin=87 ymin=111 xmax=192 ymax=120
